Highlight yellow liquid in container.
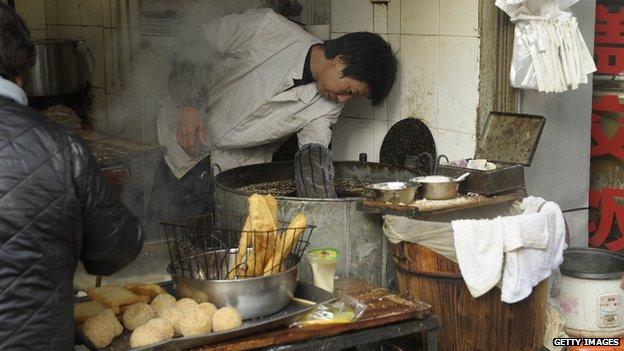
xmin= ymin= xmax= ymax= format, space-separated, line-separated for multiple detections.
xmin=305 ymin=248 xmax=339 ymax=293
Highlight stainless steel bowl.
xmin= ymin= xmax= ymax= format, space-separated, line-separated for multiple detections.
xmin=168 ymin=249 xmax=298 ymax=319
xmin=365 ymin=182 xmax=419 ymax=204
xmin=410 ymin=175 xmax=460 ymax=200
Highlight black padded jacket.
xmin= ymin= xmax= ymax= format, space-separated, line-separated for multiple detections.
xmin=0 ymin=96 xmax=144 ymax=350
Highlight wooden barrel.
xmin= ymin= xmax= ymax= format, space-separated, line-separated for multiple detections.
xmin=391 ymin=242 xmax=548 ymax=351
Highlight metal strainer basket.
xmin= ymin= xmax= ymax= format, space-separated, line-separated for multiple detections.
xmin=161 ymin=212 xmax=316 ymax=319
xmin=162 ymin=212 xmax=315 ymax=279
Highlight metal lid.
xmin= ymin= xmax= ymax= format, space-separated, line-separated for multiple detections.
xmin=474 ymin=111 xmax=545 ymax=166
xmin=379 ymin=118 xmax=436 ymax=173
xmin=560 ymin=247 xmax=624 ymax=280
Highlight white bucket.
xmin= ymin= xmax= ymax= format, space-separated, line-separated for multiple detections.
xmin=557 ymin=247 xmax=624 ymax=337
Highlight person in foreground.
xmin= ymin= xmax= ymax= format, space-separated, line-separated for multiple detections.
xmin=0 ymin=4 xmax=144 ymax=349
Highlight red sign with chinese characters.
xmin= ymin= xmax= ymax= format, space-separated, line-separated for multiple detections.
xmin=590 ymin=4 xmax=624 ymax=251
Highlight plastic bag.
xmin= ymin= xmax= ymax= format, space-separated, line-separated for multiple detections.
xmin=496 ymin=0 xmax=596 ymax=92
xmin=290 ymin=294 xmax=367 ymax=327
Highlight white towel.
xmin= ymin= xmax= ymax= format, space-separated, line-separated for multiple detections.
xmin=452 ymin=196 xmax=566 ymax=302
xmin=521 ymin=196 xmax=547 ymax=214
xmin=452 ymin=212 xmax=548 ymax=298
xmin=500 ymin=212 xmax=549 ymax=251
xmin=452 ymin=218 xmax=505 ymax=298
xmin=501 ymin=201 xmax=567 ymax=303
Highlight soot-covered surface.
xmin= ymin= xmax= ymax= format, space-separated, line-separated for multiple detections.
xmin=238 ymin=179 xmax=370 ymax=198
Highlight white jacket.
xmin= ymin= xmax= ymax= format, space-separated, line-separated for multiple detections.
xmin=157 ymin=8 xmax=344 ymax=178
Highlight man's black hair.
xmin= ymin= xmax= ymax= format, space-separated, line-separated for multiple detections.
xmin=0 ymin=2 xmax=35 ymax=80
xmin=323 ymin=32 xmax=397 ymax=106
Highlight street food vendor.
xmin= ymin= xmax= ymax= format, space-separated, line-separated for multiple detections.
xmin=154 ymin=7 xmax=397 ymax=218
xmin=0 ymin=4 xmax=144 ymax=349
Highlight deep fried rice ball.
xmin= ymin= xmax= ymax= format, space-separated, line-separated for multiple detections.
xmin=122 ymin=302 xmax=155 ymax=331
xmin=212 ymin=307 xmax=242 ymax=332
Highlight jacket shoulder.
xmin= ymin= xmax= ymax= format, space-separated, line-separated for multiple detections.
xmin=0 ymin=101 xmax=85 ymax=157
xmin=246 ymin=8 xmax=307 ymax=34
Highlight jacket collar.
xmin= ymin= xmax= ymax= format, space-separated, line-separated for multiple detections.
xmin=0 ymin=76 xmax=27 ymax=105
xmin=271 ymin=83 xmax=318 ymax=104
xmin=274 ymin=39 xmax=321 ymax=105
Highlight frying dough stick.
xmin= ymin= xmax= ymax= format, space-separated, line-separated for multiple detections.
xmin=244 ymin=195 xmax=276 ymax=277
xmin=262 ymin=195 xmax=278 ymax=268
xmin=263 ymin=195 xmax=278 ymax=228
xmin=250 ymin=232 xmax=268 ymax=276
xmin=262 ymin=213 xmax=306 ymax=276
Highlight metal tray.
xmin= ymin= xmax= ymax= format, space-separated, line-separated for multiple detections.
xmin=76 ymin=281 xmax=334 ymax=351
xmin=436 ymin=112 xmax=545 ymax=196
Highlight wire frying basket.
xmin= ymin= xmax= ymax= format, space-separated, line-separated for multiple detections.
xmin=161 ymin=212 xmax=315 ymax=280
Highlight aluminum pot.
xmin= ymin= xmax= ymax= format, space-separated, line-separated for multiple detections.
xmin=410 ymin=175 xmax=460 ymax=200
xmin=24 ymin=39 xmax=86 ymax=97
xmin=365 ymin=182 xmax=419 ymax=204
xmin=169 ymin=249 xmax=298 ymax=319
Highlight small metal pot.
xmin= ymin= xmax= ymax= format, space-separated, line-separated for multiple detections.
xmin=410 ymin=175 xmax=460 ymax=200
xmin=365 ymin=182 xmax=419 ymax=204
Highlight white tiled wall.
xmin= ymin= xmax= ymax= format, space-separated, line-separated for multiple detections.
xmin=438 ymin=36 xmax=479 ymax=135
xmin=401 ymin=0 xmax=438 ymax=35
xmin=16 ymin=0 xmax=47 ymax=30
xmin=436 ymin=129 xmax=476 ymax=161
xmin=400 ymin=35 xmax=438 ymax=129
xmin=331 ymin=0 xmax=481 ymax=163
xmin=330 ymin=0 xmax=373 ymax=32
xmin=439 ymin=0 xmax=479 ymax=37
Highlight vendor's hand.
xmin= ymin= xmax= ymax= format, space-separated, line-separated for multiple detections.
xmin=176 ymin=106 xmax=207 ymax=157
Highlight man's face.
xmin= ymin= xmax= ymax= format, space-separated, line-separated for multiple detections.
xmin=315 ymin=57 xmax=370 ymax=104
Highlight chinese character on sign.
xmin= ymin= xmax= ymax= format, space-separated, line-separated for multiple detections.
xmin=595 ymin=4 xmax=624 ymax=74
xmin=589 ymin=188 xmax=624 ymax=251
xmin=590 ymin=113 xmax=624 ymax=161
xmin=596 ymin=5 xmax=624 ymax=45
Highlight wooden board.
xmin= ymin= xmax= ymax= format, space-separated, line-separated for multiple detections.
xmin=198 ymin=278 xmax=432 ymax=351
xmin=358 ymin=191 xmax=523 ymax=219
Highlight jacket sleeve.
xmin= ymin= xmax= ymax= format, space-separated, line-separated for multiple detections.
xmin=70 ymin=135 xmax=144 ymax=276
xmin=167 ymin=9 xmax=271 ymax=108
xmin=297 ymin=105 xmax=343 ymax=148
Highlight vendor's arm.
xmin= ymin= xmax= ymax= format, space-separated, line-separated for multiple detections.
xmin=295 ymin=112 xmax=341 ymax=198
xmin=166 ymin=28 xmax=210 ymax=156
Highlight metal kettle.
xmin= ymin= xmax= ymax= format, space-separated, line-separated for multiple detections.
xmin=24 ymin=39 xmax=88 ymax=97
